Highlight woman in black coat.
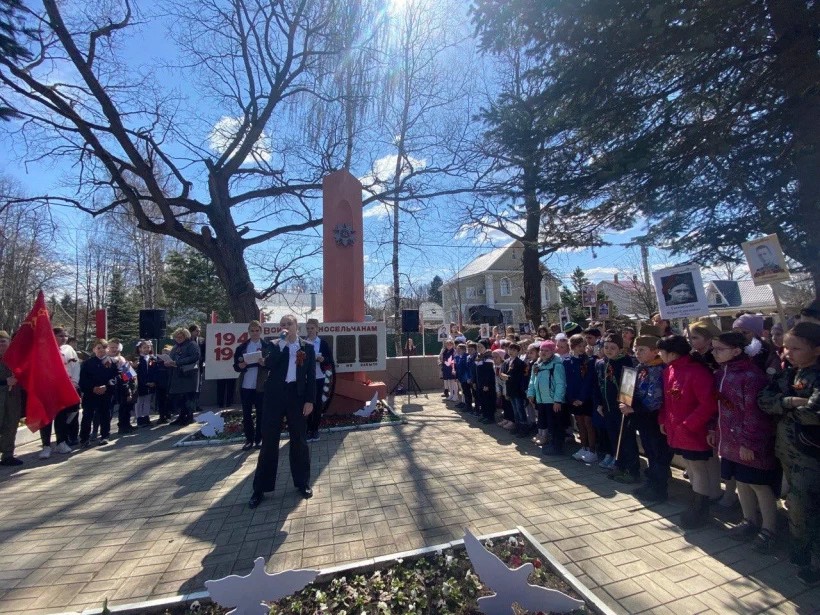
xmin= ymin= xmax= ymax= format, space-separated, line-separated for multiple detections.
xmin=165 ymin=328 xmax=201 ymax=425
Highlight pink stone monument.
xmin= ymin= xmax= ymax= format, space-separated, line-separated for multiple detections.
xmin=323 ymin=170 xmax=387 ymax=414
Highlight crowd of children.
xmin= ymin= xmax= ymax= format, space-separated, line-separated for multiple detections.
xmin=0 ymin=325 xmax=202 ymax=463
xmin=1 ymin=301 xmax=818 ymax=584
xmin=438 ymin=308 xmax=820 ymax=584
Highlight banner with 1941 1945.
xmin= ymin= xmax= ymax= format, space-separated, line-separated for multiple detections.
xmin=204 ymin=322 xmax=386 ymax=380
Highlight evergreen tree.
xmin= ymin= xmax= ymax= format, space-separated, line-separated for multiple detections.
xmin=0 ymin=0 xmax=32 ymax=120
xmin=163 ymin=248 xmax=233 ymax=325
xmin=106 ymin=268 xmax=140 ymax=341
xmin=473 ymin=0 xmax=820 ymax=292
xmin=558 ymin=267 xmax=593 ymax=327
xmin=428 ymin=275 xmax=443 ymax=305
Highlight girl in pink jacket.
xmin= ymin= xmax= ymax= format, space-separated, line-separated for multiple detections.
xmin=657 ymin=335 xmax=719 ymax=528
xmin=709 ymin=331 xmax=777 ymax=552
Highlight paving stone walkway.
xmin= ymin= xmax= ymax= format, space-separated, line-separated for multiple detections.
xmin=0 ymin=395 xmax=818 ymax=614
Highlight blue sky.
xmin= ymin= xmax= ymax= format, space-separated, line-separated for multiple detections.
xmin=0 ymin=0 xmax=715 ymax=304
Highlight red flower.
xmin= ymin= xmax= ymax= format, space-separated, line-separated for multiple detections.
xmin=533 ymin=558 xmax=542 ymax=569
xmin=509 ymin=554 xmax=522 ymax=568
xmin=295 ymin=349 xmax=306 ymax=367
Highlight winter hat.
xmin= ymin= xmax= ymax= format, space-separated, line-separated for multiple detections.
xmin=454 ymin=335 xmax=466 ymax=343
xmin=540 ymin=340 xmax=556 ymax=351
xmin=800 ymin=299 xmax=820 ymax=322
xmin=563 ymin=322 xmax=581 ymax=334
xmin=554 ymin=333 xmax=568 ymax=341
xmin=688 ymin=319 xmax=721 ymax=338
xmin=528 ymin=342 xmax=541 ymax=352
xmin=733 ymin=314 xmax=764 ymax=337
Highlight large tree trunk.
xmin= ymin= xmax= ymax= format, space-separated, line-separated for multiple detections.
xmin=522 ymin=166 xmax=543 ymax=326
xmin=203 ymin=183 xmax=259 ymax=322
xmin=768 ymin=0 xmax=820 ymax=296
xmin=211 ymin=243 xmax=259 ymax=322
xmin=522 ymin=243 xmax=542 ymax=327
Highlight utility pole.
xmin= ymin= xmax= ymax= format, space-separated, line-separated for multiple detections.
xmin=640 ymin=241 xmax=658 ymax=314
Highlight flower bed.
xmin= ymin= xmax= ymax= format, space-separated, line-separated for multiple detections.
xmin=174 ymin=402 xmax=404 ymax=447
xmin=79 ymin=528 xmax=613 ymax=615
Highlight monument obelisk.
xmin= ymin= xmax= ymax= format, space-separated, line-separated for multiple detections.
xmin=322 ymin=170 xmax=386 ymax=413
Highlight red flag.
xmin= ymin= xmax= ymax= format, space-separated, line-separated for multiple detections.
xmin=3 ymin=291 xmax=81 ymax=432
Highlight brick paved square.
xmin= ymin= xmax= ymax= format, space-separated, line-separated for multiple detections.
xmin=0 ymin=395 xmax=818 ymax=613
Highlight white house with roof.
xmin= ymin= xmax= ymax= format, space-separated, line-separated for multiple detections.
xmin=596 ymin=274 xmax=654 ymax=320
xmin=440 ymin=241 xmax=561 ymax=326
xmin=705 ymin=279 xmax=800 ymax=329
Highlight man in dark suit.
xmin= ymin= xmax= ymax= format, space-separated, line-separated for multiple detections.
xmin=249 ymin=314 xmax=316 ymax=508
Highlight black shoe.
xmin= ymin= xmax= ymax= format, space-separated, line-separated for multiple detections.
xmin=298 ymin=487 xmax=313 ymax=499
xmin=119 ymin=427 xmax=135 ymax=435
xmin=242 ymin=441 xmax=254 ymax=451
xmin=155 ymin=417 xmax=169 ymax=425
xmin=752 ymin=528 xmax=777 ymax=554
xmin=81 ymin=441 xmax=91 ymax=449
xmin=680 ymin=493 xmax=710 ymax=529
xmin=633 ymin=485 xmax=667 ymax=504
xmin=248 ymin=492 xmax=264 ymax=509
xmin=0 ymin=457 xmax=23 ymax=466
xmin=729 ymin=519 xmax=759 ymax=541
xmin=790 ymin=544 xmax=811 ymax=567
xmin=98 ymin=439 xmax=109 ymax=446
xmin=254 ymin=442 xmax=262 ymax=449
xmin=67 ymin=438 xmax=79 ymax=446
xmin=797 ymin=566 xmax=820 ymax=585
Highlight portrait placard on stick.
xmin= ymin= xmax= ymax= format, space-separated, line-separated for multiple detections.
xmin=437 ymin=325 xmax=449 ymax=341
xmin=559 ymin=307 xmax=570 ymax=328
xmin=597 ymin=302 xmax=610 ymax=320
xmin=652 ymin=264 xmax=709 ymax=320
xmin=479 ymin=323 xmax=490 ymax=340
xmin=619 ymin=367 xmax=638 ymax=407
xmin=582 ymin=284 xmax=597 ymax=307
xmin=742 ymin=234 xmax=791 ymax=286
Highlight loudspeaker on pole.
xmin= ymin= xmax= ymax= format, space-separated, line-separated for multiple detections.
xmin=139 ymin=309 xmax=167 ymax=339
xmin=401 ymin=309 xmax=420 ymax=333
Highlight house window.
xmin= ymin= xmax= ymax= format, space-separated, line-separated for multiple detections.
xmin=501 ymin=310 xmax=514 ymax=324
xmin=466 ymin=286 xmax=476 ymax=299
xmin=500 ymin=277 xmax=511 ymax=296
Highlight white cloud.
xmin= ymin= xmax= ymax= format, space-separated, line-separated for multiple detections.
xmin=454 ymin=213 xmax=525 ymax=245
xmin=364 ymin=283 xmax=392 ymax=305
xmin=363 ymin=201 xmax=393 ymax=219
xmin=208 ymin=116 xmax=271 ymax=164
xmin=360 ymin=153 xmax=427 ymax=189
xmin=583 ymin=267 xmax=620 ymax=281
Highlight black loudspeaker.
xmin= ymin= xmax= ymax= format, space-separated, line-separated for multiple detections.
xmin=139 ymin=309 xmax=167 ymax=339
xmin=401 ymin=309 xmax=420 ymax=333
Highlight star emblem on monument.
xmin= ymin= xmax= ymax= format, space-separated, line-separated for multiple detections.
xmin=333 ymin=222 xmax=356 ymax=247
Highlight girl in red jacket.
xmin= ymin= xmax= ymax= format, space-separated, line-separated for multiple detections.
xmin=657 ymin=335 xmax=719 ymax=528
xmin=708 ymin=331 xmax=777 ymax=551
